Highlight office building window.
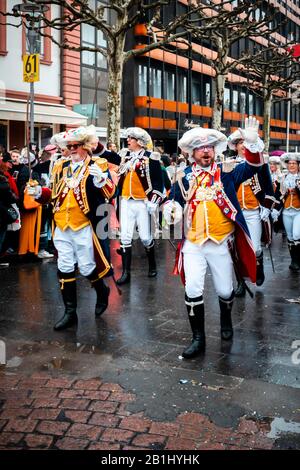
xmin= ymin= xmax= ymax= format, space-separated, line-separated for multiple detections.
xmin=150 ymin=68 xmax=162 ymax=98
xmin=232 ymin=90 xmax=238 ymax=112
xmin=138 ymin=64 xmax=148 ymax=96
xmin=249 ymin=93 xmax=254 ymax=115
xmin=205 ymin=83 xmax=211 ymax=107
xmin=192 ymin=80 xmax=201 ymax=106
xmin=178 ymin=73 xmax=187 ymax=103
xmin=240 ymin=92 xmax=246 ymax=114
xmin=224 ymin=88 xmax=230 ymax=110
xmin=165 ymin=70 xmax=175 ymax=101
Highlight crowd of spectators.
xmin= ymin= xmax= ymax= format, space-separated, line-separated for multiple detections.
xmin=0 ymin=139 xmax=190 ymax=268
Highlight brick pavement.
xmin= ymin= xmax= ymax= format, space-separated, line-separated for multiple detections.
xmin=0 ymin=372 xmax=275 ymax=450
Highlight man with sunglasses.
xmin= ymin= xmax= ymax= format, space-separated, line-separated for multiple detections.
xmin=227 ymin=127 xmax=275 ymax=296
xmin=163 ymin=117 xmax=264 ymax=359
xmin=27 ymin=125 xmax=116 ymax=331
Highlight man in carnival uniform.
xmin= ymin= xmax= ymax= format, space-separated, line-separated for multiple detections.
xmin=27 ymin=126 xmax=116 ymax=330
xmin=279 ymin=153 xmax=300 ymax=271
xmin=163 ymin=117 xmax=264 ymax=359
xmin=100 ymin=127 xmax=163 ymax=285
xmin=227 ymin=128 xmax=275 ymax=296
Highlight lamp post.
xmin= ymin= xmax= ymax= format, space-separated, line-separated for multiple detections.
xmin=12 ymin=2 xmax=49 ymax=151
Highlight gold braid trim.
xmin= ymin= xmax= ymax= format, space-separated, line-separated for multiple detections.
xmin=59 ymin=278 xmax=76 ymax=290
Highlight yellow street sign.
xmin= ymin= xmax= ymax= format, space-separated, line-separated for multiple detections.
xmin=23 ymin=54 xmax=40 ymax=82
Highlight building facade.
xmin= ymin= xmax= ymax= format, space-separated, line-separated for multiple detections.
xmin=0 ymin=0 xmax=299 ymax=152
xmin=0 ymin=0 xmax=86 ymax=151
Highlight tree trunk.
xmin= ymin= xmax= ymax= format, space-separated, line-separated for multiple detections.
xmin=263 ymin=94 xmax=272 ymax=153
xmin=212 ymin=72 xmax=226 ymax=130
xmin=106 ymin=36 xmax=125 ymax=149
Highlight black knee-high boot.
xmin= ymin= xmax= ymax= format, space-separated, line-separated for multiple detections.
xmin=256 ymin=252 xmax=265 ymax=286
xmin=87 ymin=268 xmax=110 ymax=317
xmin=54 ymin=270 xmax=77 ymax=331
xmin=288 ymin=240 xmax=300 ymax=271
xmin=145 ymin=241 xmax=157 ymax=277
xmin=182 ymin=295 xmax=205 ymax=359
xmin=219 ymin=291 xmax=234 ymax=340
xmin=116 ymin=245 xmax=132 ymax=285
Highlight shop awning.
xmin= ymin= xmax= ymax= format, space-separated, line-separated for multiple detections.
xmin=0 ymin=99 xmax=88 ymax=125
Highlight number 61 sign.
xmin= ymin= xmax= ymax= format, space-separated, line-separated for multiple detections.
xmin=23 ymin=54 xmax=40 ymax=83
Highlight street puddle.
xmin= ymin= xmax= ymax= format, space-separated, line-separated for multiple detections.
xmin=267 ymin=417 xmax=300 ymax=439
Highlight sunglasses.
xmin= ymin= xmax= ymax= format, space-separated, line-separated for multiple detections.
xmin=66 ymin=143 xmax=83 ymax=150
xmin=127 ymin=136 xmax=137 ymax=140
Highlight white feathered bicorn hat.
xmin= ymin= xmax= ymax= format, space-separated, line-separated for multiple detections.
xmin=280 ymin=152 xmax=300 ymax=163
xmin=60 ymin=125 xmax=98 ymax=145
xmin=125 ymin=127 xmax=152 ymax=148
xmin=178 ymin=127 xmax=228 ymax=159
xmin=227 ymin=129 xmax=244 ymax=150
xmin=269 ymin=156 xmax=281 ymax=165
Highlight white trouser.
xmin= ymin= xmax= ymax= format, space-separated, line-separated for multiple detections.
xmin=243 ymin=209 xmax=262 ymax=255
xmin=182 ymin=239 xmax=233 ymax=299
xmin=120 ymin=198 xmax=152 ymax=247
xmin=53 ymin=225 xmax=96 ymax=276
xmin=283 ymin=208 xmax=300 ymax=242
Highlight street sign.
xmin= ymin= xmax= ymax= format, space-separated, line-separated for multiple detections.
xmin=23 ymin=54 xmax=40 ymax=82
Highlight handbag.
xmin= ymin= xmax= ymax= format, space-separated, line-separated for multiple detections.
xmin=7 ymin=203 xmax=21 ymax=231
xmin=23 ymin=187 xmax=40 ymax=210
xmin=0 ymin=203 xmax=19 ymax=224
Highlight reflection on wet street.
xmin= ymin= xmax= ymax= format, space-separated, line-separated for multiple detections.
xmin=0 ymin=234 xmax=300 ymax=448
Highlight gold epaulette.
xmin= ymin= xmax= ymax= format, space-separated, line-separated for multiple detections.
xmin=52 ymin=156 xmax=70 ymax=175
xmin=92 ymin=156 xmax=108 ymax=172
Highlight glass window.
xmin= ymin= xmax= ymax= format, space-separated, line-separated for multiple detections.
xmin=165 ymin=71 xmax=175 ymax=101
xmin=82 ymin=24 xmax=95 ymax=44
xmin=178 ymin=74 xmax=187 ymax=102
xmin=192 ymin=80 xmax=201 ymax=105
xmin=232 ymin=90 xmax=238 ymax=112
xmin=224 ymin=88 xmax=230 ymax=110
xmin=205 ymin=83 xmax=211 ymax=107
xmin=82 ymin=67 xmax=96 ymax=88
xmin=82 ymin=87 xmax=96 ymax=104
xmin=82 ymin=50 xmax=96 ymax=66
xmin=97 ymin=28 xmax=107 ymax=48
xmin=97 ymin=53 xmax=107 ymax=69
xmin=249 ymin=93 xmax=254 ymax=115
xmin=96 ymin=70 xmax=108 ymax=89
xmin=41 ymin=127 xmax=53 ymax=148
xmin=96 ymin=110 xmax=108 ymax=127
xmin=97 ymin=90 xmax=107 ymax=108
xmin=138 ymin=64 xmax=148 ymax=96
xmin=240 ymin=92 xmax=246 ymax=114
xmin=150 ymin=68 xmax=162 ymax=99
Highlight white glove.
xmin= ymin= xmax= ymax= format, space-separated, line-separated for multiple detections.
xmin=26 ymin=184 xmax=42 ymax=199
xmin=260 ymin=206 xmax=271 ymax=222
xmin=238 ymin=116 xmax=259 ymax=144
xmin=163 ymin=201 xmax=183 ymax=224
xmin=89 ymin=164 xmax=104 ymax=182
xmin=271 ymin=208 xmax=280 ymax=222
xmin=146 ymin=200 xmax=158 ymax=215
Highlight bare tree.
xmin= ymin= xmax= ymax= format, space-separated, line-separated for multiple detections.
xmin=239 ymin=45 xmax=300 ymax=151
xmin=2 ymin=0 xmax=234 ymax=145
xmin=187 ymin=0 xmax=282 ymax=130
